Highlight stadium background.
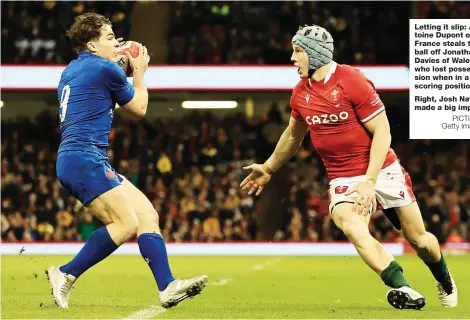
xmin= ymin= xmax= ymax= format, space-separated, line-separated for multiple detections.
xmin=1 ymin=1 xmax=469 ymax=252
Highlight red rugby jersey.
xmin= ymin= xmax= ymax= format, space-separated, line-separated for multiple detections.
xmin=290 ymin=62 xmax=397 ymax=180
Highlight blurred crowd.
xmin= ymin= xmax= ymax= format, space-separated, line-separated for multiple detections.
xmin=167 ymin=1 xmax=470 ymax=65
xmin=3 ymin=1 xmax=470 ymax=65
xmin=1 ymin=1 xmax=133 ymax=64
xmin=2 ymin=106 xmax=469 ymax=244
xmin=167 ymin=1 xmax=410 ymax=65
xmin=417 ymin=1 xmax=470 ymax=19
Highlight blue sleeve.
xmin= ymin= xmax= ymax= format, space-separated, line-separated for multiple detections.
xmin=103 ymin=61 xmax=135 ymax=106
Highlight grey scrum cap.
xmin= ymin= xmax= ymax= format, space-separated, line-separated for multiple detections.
xmin=292 ymin=25 xmax=334 ymax=72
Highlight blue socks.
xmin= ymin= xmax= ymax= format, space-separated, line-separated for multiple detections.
xmin=59 ymin=228 xmax=174 ymax=292
xmin=138 ymin=233 xmax=175 ymax=291
xmin=60 ymin=227 xmax=118 ymax=278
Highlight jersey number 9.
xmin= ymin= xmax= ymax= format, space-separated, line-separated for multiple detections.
xmin=60 ymin=85 xmax=71 ymax=123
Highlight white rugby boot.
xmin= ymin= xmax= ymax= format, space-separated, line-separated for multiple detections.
xmin=437 ymin=272 xmax=458 ymax=307
xmin=45 ymin=266 xmax=76 ymax=308
xmin=386 ymin=286 xmax=427 ymax=310
xmin=159 ymin=275 xmax=208 ymax=308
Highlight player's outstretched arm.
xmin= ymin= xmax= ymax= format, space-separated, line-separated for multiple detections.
xmin=122 ymin=45 xmax=149 ymax=119
xmin=240 ymin=116 xmax=308 ymax=196
xmin=264 ymin=116 xmax=309 ymax=173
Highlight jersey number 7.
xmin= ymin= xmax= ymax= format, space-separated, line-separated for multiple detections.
xmin=60 ymin=85 xmax=71 ymax=123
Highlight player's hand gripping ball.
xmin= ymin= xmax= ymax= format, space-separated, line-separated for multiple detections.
xmin=115 ymin=41 xmax=148 ymax=77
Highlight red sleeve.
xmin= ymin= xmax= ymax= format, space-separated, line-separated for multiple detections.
xmin=344 ymin=69 xmax=385 ymax=123
xmin=290 ymin=84 xmax=304 ymax=121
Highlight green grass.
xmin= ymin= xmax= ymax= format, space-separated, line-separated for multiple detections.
xmin=1 ymin=254 xmax=469 ymax=319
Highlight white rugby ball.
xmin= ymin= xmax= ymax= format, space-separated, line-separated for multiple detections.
xmin=115 ymin=41 xmax=141 ymax=77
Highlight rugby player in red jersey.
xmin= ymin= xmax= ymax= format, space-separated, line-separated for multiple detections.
xmin=241 ymin=25 xmax=457 ymax=310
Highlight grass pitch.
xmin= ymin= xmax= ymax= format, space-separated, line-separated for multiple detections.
xmin=1 ymin=254 xmax=469 ymax=319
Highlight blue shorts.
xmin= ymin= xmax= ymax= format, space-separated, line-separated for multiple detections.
xmin=56 ymin=150 xmax=123 ymax=206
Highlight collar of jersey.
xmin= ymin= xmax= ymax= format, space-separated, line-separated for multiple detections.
xmin=308 ymin=61 xmax=337 ymax=87
xmin=78 ymin=51 xmax=94 ymax=58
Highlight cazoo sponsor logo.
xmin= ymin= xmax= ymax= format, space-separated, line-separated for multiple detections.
xmin=305 ymin=111 xmax=349 ymax=125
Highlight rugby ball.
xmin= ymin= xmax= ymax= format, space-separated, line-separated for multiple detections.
xmin=115 ymin=41 xmax=141 ymax=77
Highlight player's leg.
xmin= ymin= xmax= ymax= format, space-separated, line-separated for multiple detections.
xmin=119 ymin=178 xmax=208 ymax=308
xmin=117 ymin=178 xmax=174 ymax=290
xmin=46 ymin=185 xmax=139 ymax=308
xmin=46 ymin=184 xmax=139 ymax=308
xmin=376 ymin=159 xmax=457 ymax=308
xmin=59 ymin=184 xmax=139 ymax=275
xmin=332 ymin=204 xmax=396 ymax=274
xmin=47 ymin=153 xmax=139 ymax=308
xmin=331 ymin=203 xmax=425 ymax=310
xmin=394 ymin=202 xmax=458 ymax=307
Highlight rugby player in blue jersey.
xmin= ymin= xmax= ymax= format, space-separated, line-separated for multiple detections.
xmin=46 ymin=13 xmax=207 ymax=309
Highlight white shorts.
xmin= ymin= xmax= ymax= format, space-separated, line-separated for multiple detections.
xmin=328 ymin=160 xmax=416 ymax=215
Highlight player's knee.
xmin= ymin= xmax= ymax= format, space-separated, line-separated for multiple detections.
xmin=334 ymin=216 xmax=356 ymax=240
xmin=144 ymin=211 xmax=159 ymax=229
xmin=343 ymin=223 xmax=368 ymax=245
xmin=137 ymin=208 xmax=161 ymax=233
xmin=334 ymin=215 xmax=371 ymax=246
xmin=333 ymin=210 xmax=367 ymax=241
xmin=406 ymin=232 xmax=430 ymax=252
